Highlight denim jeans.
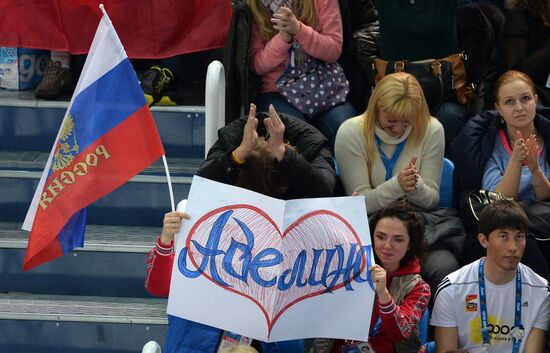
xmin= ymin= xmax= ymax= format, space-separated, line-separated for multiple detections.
xmin=434 ymin=102 xmax=469 ymax=160
xmin=255 ymin=92 xmax=357 ymax=148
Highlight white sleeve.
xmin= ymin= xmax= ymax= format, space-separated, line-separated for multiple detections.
xmin=533 ymin=291 xmax=550 ymax=331
xmin=430 ymin=283 xmax=458 ymax=328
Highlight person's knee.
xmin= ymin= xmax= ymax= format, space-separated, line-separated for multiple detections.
xmin=314 ymin=103 xmax=356 ymax=142
xmin=435 ymin=102 xmax=467 ymax=126
xmin=422 ymin=250 xmax=460 ymax=286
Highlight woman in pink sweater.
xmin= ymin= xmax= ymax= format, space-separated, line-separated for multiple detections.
xmin=247 ymin=0 xmax=356 ymax=145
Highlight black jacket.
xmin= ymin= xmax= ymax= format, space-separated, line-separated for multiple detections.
xmin=223 ymin=0 xmax=261 ymax=124
xmin=452 ymin=110 xmax=550 ymax=205
xmin=197 ymin=112 xmax=337 ymax=199
xmin=340 ymin=0 xmax=380 ymax=113
xmin=499 ymin=9 xmax=550 ymax=106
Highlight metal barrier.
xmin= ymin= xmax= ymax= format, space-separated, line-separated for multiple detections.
xmin=204 ymin=60 xmax=226 ymax=158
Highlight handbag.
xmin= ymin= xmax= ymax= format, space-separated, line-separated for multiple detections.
xmin=460 ymin=190 xmax=550 ymax=241
xmin=459 ymin=189 xmax=511 ymax=231
xmin=372 ymin=52 xmax=475 ymax=113
xmin=277 ymin=49 xmax=349 ymax=117
xmin=519 ymin=201 xmax=550 ymax=241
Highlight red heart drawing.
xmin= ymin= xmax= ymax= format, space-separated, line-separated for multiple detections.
xmin=183 ymin=204 xmax=367 ymax=336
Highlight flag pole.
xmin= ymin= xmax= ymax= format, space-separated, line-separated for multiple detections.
xmin=99 ymin=4 xmax=108 ymax=18
xmin=162 ymin=155 xmax=176 ymax=212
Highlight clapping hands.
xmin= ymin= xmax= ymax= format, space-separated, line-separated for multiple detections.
xmin=234 ymin=104 xmax=286 ymax=162
xmin=233 ymin=104 xmax=259 ymax=162
xmin=271 ymin=6 xmax=300 ymax=43
xmin=398 ymin=155 xmax=419 ymax=192
xmin=264 ymin=105 xmax=286 ymax=161
xmin=512 ymin=130 xmax=540 ymax=172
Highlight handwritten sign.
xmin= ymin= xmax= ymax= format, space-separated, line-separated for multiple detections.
xmin=167 ymin=176 xmax=375 ymax=342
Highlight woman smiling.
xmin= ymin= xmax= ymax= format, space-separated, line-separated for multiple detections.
xmin=329 ymin=201 xmax=430 ymax=353
xmin=335 ymin=72 xmax=444 ymax=214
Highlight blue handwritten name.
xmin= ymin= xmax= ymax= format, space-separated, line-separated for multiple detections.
xmin=179 ymin=210 xmax=374 ymax=291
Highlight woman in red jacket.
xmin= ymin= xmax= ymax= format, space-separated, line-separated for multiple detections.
xmin=322 ymin=201 xmax=430 ymax=353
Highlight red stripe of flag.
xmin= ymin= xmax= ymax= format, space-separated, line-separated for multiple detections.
xmin=24 ymin=105 xmax=163 ymax=270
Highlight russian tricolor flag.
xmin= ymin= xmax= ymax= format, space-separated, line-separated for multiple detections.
xmin=21 ymin=9 xmax=165 ymax=270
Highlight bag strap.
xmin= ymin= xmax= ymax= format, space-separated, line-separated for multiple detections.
xmin=430 ymin=60 xmax=444 ymax=114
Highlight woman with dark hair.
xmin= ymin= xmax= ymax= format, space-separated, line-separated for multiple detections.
xmin=499 ymin=0 xmax=550 ymax=107
xmin=322 ymin=201 xmax=430 ymax=353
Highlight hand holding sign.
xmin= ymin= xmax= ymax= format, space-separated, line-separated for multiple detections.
xmin=160 ymin=211 xmax=190 ymax=245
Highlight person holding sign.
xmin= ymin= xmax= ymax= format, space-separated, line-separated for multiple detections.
xmin=325 ymin=201 xmax=430 ymax=353
xmin=145 ymin=104 xmax=336 ymax=353
xmin=431 ymin=199 xmax=550 ymax=353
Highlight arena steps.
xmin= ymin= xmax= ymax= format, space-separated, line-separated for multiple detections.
xmin=0 ymin=292 xmax=168 ymax=324
xmin=0 ymin=92 xmax=205 ymax=158
xmin=0 ymin=292 xmax=168 ymax=353
xmin=0 ymin=152 xmax=198 ymax=226
xmin=0 ymin=89 xmax=205 ymax=352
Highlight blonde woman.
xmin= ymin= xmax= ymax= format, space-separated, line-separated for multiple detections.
xmin=335 ymin=72 xmax=458 ymax=295
xmin=247 ymin=0 xmax=356 ymax=145
xmin=335 ymin=72 xmax=444 ymax=213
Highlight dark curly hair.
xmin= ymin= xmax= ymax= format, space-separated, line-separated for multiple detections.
xmin=513 ymin=0 xmax=550 ymax=23
xmin=235 ymin=139 xmax=289 ymax=198
xmin=369 ymin=200 xmax=427 ymax=267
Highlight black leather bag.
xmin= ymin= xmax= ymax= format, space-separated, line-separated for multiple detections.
xmin=372 ymin=53 xmax=474 ymax=114
xmin=519 ymin=201 xmax=550 ymax=241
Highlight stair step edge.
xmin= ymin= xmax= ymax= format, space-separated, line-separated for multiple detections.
xmin=0 ymin=292 xmax=168 ymax=325
xmin=0 ymin=97 xmax=204 ymax=113
xmin=0 ymin=222 xmax=160 ymax=253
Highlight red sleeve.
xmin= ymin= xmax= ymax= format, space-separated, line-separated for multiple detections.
xmin=379 ymin=280 xmax=431 ymax=341
xmin=145 ymin=237 xmax=175 ymax=297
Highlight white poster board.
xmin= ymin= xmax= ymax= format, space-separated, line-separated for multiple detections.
xmin=167 ymin=176 xmax=375 ymax=342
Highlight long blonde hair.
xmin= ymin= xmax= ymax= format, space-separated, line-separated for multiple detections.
xmin=247 ymin=0 xmax=316 ymax=41
xmin=362 ymin=72 xmax=431 ymax=182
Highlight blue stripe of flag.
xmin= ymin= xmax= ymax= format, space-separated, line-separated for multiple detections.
xmin=69 ymin=58 xmax=147 ymax=155
xmin=57 ymin=208 xmax=86 ymax=253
